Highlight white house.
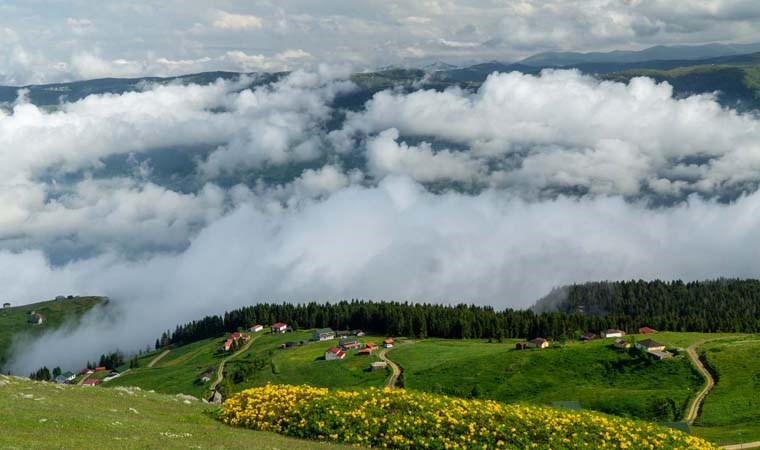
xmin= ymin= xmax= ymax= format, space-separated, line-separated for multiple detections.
xmin=601 ymin=329 xmax=625 ymax=338
xmin=271 ymin=322 xmax=288 ymax=333
xmin=312 ymin=328 xmax=335 ymax=341
xmin=250 ymin=324 xmax=263 ymax=333
xmin=635 ymin=339 xmax=666 ymax=353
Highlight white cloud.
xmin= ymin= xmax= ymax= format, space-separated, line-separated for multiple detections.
xmin=212 ymin=11 xmax=263 ymax=30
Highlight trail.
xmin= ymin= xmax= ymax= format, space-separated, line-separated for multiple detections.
xmin=684 ymin=344 xmax=714 ymax=424
xmin=378 ymin=341 xmax=413 ymax=389
xmin=722 ymin=442 xmax=760 ymax=449
xmin=147 ymin=349 xmax=170 ymax=368
xmin=209 ymin=334 xmax=259 ymax=394
xmin=76 ymin=372 xmax=91 ymax=386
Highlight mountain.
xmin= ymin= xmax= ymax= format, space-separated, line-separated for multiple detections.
xmin=520 ymin=42 xmax=760 ymax=67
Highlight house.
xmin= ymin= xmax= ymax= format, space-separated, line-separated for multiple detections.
xmin=357 ymin=347 xmax=373 ymax=356
xmin=55 ymin=295 xmax=66 ymax=301
xmin=113 ymin=365 xmax=129 ymax=374
xmin=312 ymin=328 xmax=336 ymax=341
xmin=200 ymin=374 xmax=212 ymax=383
xmin=636 ymin=339 xmax=666 ymax=352
xmin=336 ymin=330 xmax=352 ymax=338
xmin=62 ymin=371 xmax=76 ymax=382
xmin=55 ymin=374 xmax=69 ymax=384
xmin=241 ymin=333 xmax=250 ymax=341
xmin=223 ymin=339 xmax=233 ymax=351
xmin=94 ymin=366 xmax=107 ymax=372
xmin=580 ymin=333 xmax=598 ymax=341
xmin=601 ymin=329 xmax=625 ymax=338
xmin=383 ymin=338 xmax=394 ymax=348
xmin=271 ymin=322 xmax=288 ymax=333
xmin=370 ymin=361 xmax=387 ymax=371
xmin=515 ymin=342 xmax=529 ymax=351
xmin=353 ymin=329 xmax=365 ymax=337
xmin=29 ymin=313 xmax=44 ymax=325
xmin=527 ymin=338 xmax=549 ymax=349
xmin=324 ymin=346 xmax=346 ymax=360
xmin=81 ymin=368 xmax=93 ymax=375
xmin=229 ymin=332 xmax=241 ymax=341
xmin=638 ymin=326 xmax=657 ymax=334
xmin=614 ymin=338 xmax=631 ymax=349
xmin=649 ymin=350 xmax=673 ymax=360
xmin=364 ymin=342 xmax=378 ymax=350
xmin=2 ymin=302 xmax=10 ymax=308
xmin=339 ymin=338 xmax=360 ymax=350
xmin=82 ymin=378 xmax=101 ymax=386
xmin=250 ymin=324 xmax=264 ymax=333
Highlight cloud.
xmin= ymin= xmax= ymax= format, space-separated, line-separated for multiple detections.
xmin=212 ymin=11 xmax=264 ymax=30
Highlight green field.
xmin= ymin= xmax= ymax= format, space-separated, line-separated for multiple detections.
xmin=0 ymin=374 xmax=346 ymax=450
xmin=389 ymin=335 xmax=705 ymax=422
xmin=692 ymin=335 xmax=760 ymax=444
xmin=107 ymin=331 xmax=388 ymax=398
xmin=0 ymin=297 xmax=103 ymax=369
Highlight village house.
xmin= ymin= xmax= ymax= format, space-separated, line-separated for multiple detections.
xmin=353 ymin=329 xmax=365 ymax=337
xmin=357 ymin=347 xmax=372 ymax=356
xmin=638 ymin=326 xmax=657 ymax=334
xmin=81 ymin=368 xmax=93 ymax=375
xmin=336 ymin=330 xmax=352 ymax=338
xmin=648 ymin=350 xmax=673 ymax=360
xmin=636 ymin=339 xmax=666 ymax=353
xmin=383 ymin=338 xmax=394 ymax=348
xmin=200 ymin=373 xmax=212 ymax=383
xmin=614 ymin=338 xmax=631 ymax=349
xmin=339 ymin=338 xmax=361 ymax=350
xmin=62 ymin=371 xmax=76 ymax=382
xmin=580 ymin=332 xmax=598 ymax=341
xmin=601 ymin=329 xmax=625 ymax=338
xmin=312 ymin=328 xmax=336 ymax=341
xmin=370 ymin=361 xmax=387 ymax=371
xmin=241 ymin=333 xmax=250 ymax=341
xmin=82 ymin=378 xmax=101 ymax=386
xmin=281 ymin=341 xmax=298 ymax=349
xmin=515 ymin=342 xmax=529 ymax=351
xmin=29 ymin=313 xmax=44 ymax=325
xmin=223 ymin=339 xmax=233 ymax=352
xmin=2 ymin=302 xmax=10 ymax=308
xmin=271 ymin=322 xmax=288 ymax=333
xmin=94 ymin=366 xmax=107 ymax=372
xmin=250 ymin=324 xmax=264 ymax=333
xmin=324 ymin=346 xmax=346 ymax=360
xmin=54 ymin=374 xmax=68 ymax=384
xmin=527 ymin=338 xmax=549 ymax=349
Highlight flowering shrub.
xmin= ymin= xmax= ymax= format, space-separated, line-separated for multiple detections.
xmin=219 ymin=384 xmax=718 ymax=449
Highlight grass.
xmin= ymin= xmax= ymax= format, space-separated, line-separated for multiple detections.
xmin=0 ymin=297 xmax=103 ymax=370
xmin=0 ymin=374 xmax=347 ymax=450
xmin=691 ymin=335 xmax=760 ymax=444
xmin=389 ymin=335 xmax=704 ymax=422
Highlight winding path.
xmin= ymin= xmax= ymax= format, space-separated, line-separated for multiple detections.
xmin=209 ymin=334 xmax=259 ymax=393
xmin=378 ymin=341 xmax=414 ymax=389
xmin=722 ymin=441 xmax=760 ymax=450
xmin=684 ymin=344 xmax=714 ymax=424
xmin=147 ymin=349 xmax=170 ymax=368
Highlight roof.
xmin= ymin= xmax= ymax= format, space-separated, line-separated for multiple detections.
xmin=530 ymin=338 xmax=548 ymax=344
xmin=604 ymin=329 xmax=624 ymax=334
xmin=82 ymin=378 xmax=101 ymax=385
xmin=326 ymin=346 xmax=343 ymax=354
xmin=62 ymin=371 xmax=75 ymax=378
xmin=365 ymin=342 xmax=377 ymax=348
xmin=339 ymin=338 xmax=359 ymax=344
xmin=639 ymin=327 xmax=657 ymax=333
xmin=638 ymin=339 xmax=664 ymax=349
xmin=272 ymin=322 xmax=287 ymax=328
xmin=315 ymin=328 xmax=334 ymax=334
xmin=384 ymin=338 xmax=394 ymax=343
xmin=357 ymin=348 xmax=372 ymax=354
xmin=230 ymin=332 xmax=241 ymax=338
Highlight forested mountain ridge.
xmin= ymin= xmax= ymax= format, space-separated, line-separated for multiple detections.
xmin=533 ymin=279 xmax=760 ymax=333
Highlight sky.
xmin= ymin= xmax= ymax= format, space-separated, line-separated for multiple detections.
xmin=2 ymin=0 xmax=760 ymax=84
xmin=3 ymin=1 xmax=760 ymax=373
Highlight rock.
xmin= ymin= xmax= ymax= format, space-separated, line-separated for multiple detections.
xmin=175 ymin=393 xmax=198 ymax=402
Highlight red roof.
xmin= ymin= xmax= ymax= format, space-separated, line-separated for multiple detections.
xmin=365 ymin=342 xmax=377 ymax=348
xmin=94 ymin=366 xmax=106 ymax=372
xmin=272 ymin=322 xmax=287 ymax=328
xmin=357 ymin=348 xmax=372 ymax=355
xmin=639 ymin=327 xmax=657 ymax=334
xmin=230 ymin=332 xmax=241 ymax=339
xmin=384 ymin=338 xmax=394 ymax=344
xmin=82 ymin=378 xmax=101 ymax=385
xmin=327 ymin=346 xmax=342 ymax=354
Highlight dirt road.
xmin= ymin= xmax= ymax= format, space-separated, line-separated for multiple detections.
xmin=147 ymin=349 xmax=170 ymax=368
xmin=684 ymin=345 xmax=714 ymax=424
xmin=209 ymin=334 xmax=258 ymax=393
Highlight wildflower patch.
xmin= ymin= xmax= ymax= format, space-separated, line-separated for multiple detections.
xmin=218 ymin=384 xmax=718 ymax=449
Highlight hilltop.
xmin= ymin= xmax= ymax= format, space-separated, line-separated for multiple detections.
xmin=0 ymin=296 xmax=104 ymax=370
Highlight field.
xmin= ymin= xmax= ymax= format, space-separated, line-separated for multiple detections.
xmin=389 ymin=335 xmax=704 ymax=422
xmin=691 ymin=335 xmax=760 ymax=444
xmin=0 ymin=297 xmax=103 ymax=370
xmin=0 ymin=374 xmax=347 ymax=450
xmin=107 ymin=330 xmax=388 ymax=398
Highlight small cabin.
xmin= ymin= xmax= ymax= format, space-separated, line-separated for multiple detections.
xmin=312 ymin=328 xmax=336 ymax=341
xmin=271 ymin=322 xmax=288 ymax=333
xmin=370 ymin=361 xmax=387 ymax=371
xmin=2 ymin=302 xmax=10 ymax=308
xmin=636 ymin=339 xmax=666 ymax=353
xmin=515 ymin=342 xmax=529 ymax=351
xmin=527 ymin=338 xmax=549 ymax=349
xmin=638 ymin=326 xmax=657 ymax=334
xmin=325 ymin=347 xmax=346 ymax=360
xmin=601 ymin=329 xmax=625 ymax=339
xmin=383 ymin=338 xmax=394 ymax=348
xmin=250 ymin=324 xmax=263 ymax=333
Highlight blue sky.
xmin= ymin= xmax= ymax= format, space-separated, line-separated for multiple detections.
xmin=1 ymin=0 xmax=760 ymax=84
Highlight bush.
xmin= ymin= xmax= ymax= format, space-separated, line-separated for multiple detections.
xmin=218 ymin=384 xmax=718 ymax=449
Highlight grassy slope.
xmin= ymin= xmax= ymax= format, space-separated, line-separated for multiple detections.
xmin=692 ymin=335 xmax=760 ymax=444
xmin=0 ymin=374 xmax=346 ymax=450
xmin=107 ymin=331 xmax=387 ymax=397
xmin=389 ymin=334 xmax=707 ymax=422
xmin=0 ymin=297 xmax=103 ymax=369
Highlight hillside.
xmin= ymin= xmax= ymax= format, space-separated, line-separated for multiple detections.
xmin=0 ymin=374 xmax=346 ymax=450
xmin=0 ymin=296 xmax=104 ymax=370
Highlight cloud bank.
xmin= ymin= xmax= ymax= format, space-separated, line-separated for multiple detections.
xmin=4 ymin=68 xmax=760 ymax=373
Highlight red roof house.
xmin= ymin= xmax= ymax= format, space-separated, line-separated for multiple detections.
xmin=383 ymin=338 xmax=394 ymax=348
xmin=224 ymin=339 xmax=233 ymax=351
xmin=324 ymin=346 xmax=346 ymax=360
xmin=271 ymin=322 xmax=288 ymax=333
xmin=230 ymin=332 xmax=241 ymax=340
xmin=82 ymin=378 xmax=101 ymax=386
xmin=94 ymin=366 xmax=107 ymax=372
xmin=638 ymin=327 xmax=657 ymax=334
